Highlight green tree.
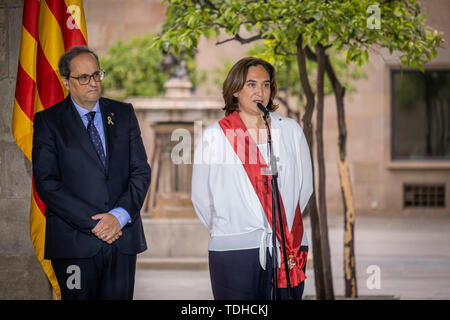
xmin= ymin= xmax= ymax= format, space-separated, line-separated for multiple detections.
xmin=100 ymin=33 xmax=200 ymax=99
xmin=213 ymin=41 xmax=366 ymax=119
xmin=156 ymin=0 xmax=443 ymax=299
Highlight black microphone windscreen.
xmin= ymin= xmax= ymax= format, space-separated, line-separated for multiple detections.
xmin=257 ymin=102 xmax=268 ymax=114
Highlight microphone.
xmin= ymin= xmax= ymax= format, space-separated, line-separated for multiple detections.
xmin=256 ymin=101 xmax=291 ymax=300
xmin=257 ymin=102 xmax=269 ymax=118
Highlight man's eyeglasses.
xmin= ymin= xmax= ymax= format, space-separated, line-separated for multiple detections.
xmin=69 ymin=70 xmax=105 ymax=85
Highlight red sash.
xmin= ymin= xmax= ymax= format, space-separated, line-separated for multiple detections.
xmin=219 ymin=111 xmax=307 ymax=288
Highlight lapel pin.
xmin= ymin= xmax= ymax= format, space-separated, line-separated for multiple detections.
xmin=107 ymin=116 xmax=114 ymax=125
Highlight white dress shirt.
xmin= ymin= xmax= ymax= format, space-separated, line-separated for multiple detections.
xmin=191 ymin=112 xmax=313 ymax=269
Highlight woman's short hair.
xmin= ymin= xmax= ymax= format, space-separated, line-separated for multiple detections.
xmin=222 ymin=57 xmax=278 ymax=116
xmin=58 ymin=46 xmax=100 ymax=79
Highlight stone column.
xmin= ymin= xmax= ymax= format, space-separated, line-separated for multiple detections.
xmin=0 ymin=0 xmax=52 ymax=299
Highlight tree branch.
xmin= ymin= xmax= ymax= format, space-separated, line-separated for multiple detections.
xmin=304 ymin=45 xmax=317 ymax=61
xmin=202 ymin=0 xmax=218 ymax=11
xmin=323 ymin=52 xmax=347 ymax=158
xmin=273 ymin=41 xmax=296 ymax=57
xmin=216 ymin=32 xmax=263 ymax=45
xmin=296 ymin=35 xmax=315 ymax=127
xmin=215 ymin=37 xmax=237 ymax=45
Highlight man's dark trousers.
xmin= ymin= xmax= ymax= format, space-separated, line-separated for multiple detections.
xmin=51 ymin=241 xmax=137 ymax=300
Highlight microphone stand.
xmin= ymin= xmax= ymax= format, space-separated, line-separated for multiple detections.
xmin=257 ymin=103 xmax=293 ymax=300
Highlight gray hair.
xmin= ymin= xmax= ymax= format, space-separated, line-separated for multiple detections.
xmin=58 ymin=46 xmax=100 ymax=79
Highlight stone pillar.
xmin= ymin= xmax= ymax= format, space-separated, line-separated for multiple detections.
xmin=163 ymin=78 xmax=193 ymax=98
xmin=0 ymin=0 xmax=52 ymax=299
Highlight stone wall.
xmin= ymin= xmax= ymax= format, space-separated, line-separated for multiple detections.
xmin=0 ymin=0 xmax=52 ymax=299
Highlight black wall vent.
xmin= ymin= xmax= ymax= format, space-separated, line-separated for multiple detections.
xmin=404 ymin=184 xmax=445 ymax=208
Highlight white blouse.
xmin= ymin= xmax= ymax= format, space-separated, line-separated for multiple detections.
xmin=191 ymin=112 xmax=313 ymax=269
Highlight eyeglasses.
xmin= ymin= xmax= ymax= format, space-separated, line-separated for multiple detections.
xmin=69 ymin=70 xmax=105 ymax=85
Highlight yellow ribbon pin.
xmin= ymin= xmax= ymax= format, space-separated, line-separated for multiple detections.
xmin=107 ymin=116 xmax=114 ymax=125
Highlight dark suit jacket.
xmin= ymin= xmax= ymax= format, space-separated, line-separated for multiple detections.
xmin=32 ymin=95 xmax=150 ymax=259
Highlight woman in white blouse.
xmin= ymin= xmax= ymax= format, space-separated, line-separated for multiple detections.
xmin=191 ymin=57 xmax=313 ymax=300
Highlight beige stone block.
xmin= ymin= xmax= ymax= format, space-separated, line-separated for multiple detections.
xmin=0 ymin=40 xmax=6 ymax=82
xmin=141 ymin=218 xmax=209 ymax=259
xmin=0 ymin=141 xmax=32 ymax=198
xmin=352 ymin=161 xmax=383 ymax=184
xmin=0 ymin=198 xmax=32 ymax=254
xmin=141 ymin=218 xmax=172 ymax=258
xmin=352 ymin=183 xmax=384 ymax=213
xmin=8 ymin=6 xmax=22 ymax=78
xmin=0 ymin=254 xmax=52 ymax=300
xmin=0 ymin=79 xmax=15 ymax=142
xmin=171 ymin=220 xmax=209 ymax=258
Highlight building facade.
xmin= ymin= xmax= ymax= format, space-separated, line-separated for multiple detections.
xmin=84 ymin=0 xmax=450 ymax=216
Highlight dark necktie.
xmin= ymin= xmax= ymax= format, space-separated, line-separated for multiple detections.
xmin=86 ymin=111 xmax=106 ymax=168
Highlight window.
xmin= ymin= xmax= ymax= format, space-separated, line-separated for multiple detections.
xmin=391 ymin=70 xmax=450 ymax=161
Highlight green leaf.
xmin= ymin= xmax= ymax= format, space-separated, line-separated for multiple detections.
xmin=363 ymin=50 xmax=369 ymax=63
xmin=173 ymin=43 xmax=180 ymax=56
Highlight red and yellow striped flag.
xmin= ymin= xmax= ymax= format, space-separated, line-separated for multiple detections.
xmin=12 ymin=0 xmax=88 ymax=299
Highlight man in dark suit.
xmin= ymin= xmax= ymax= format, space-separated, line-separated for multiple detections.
xmin=32 ymin=46 xmax=151 ymax=300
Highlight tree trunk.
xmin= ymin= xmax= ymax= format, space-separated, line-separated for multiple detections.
xmin=324 ymin=54 xmax=358 ymax=298
xmin=315 ymin=44 xmax=335 ymax=299
xmin=296 ymin=35 xmax=334 ymax=300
